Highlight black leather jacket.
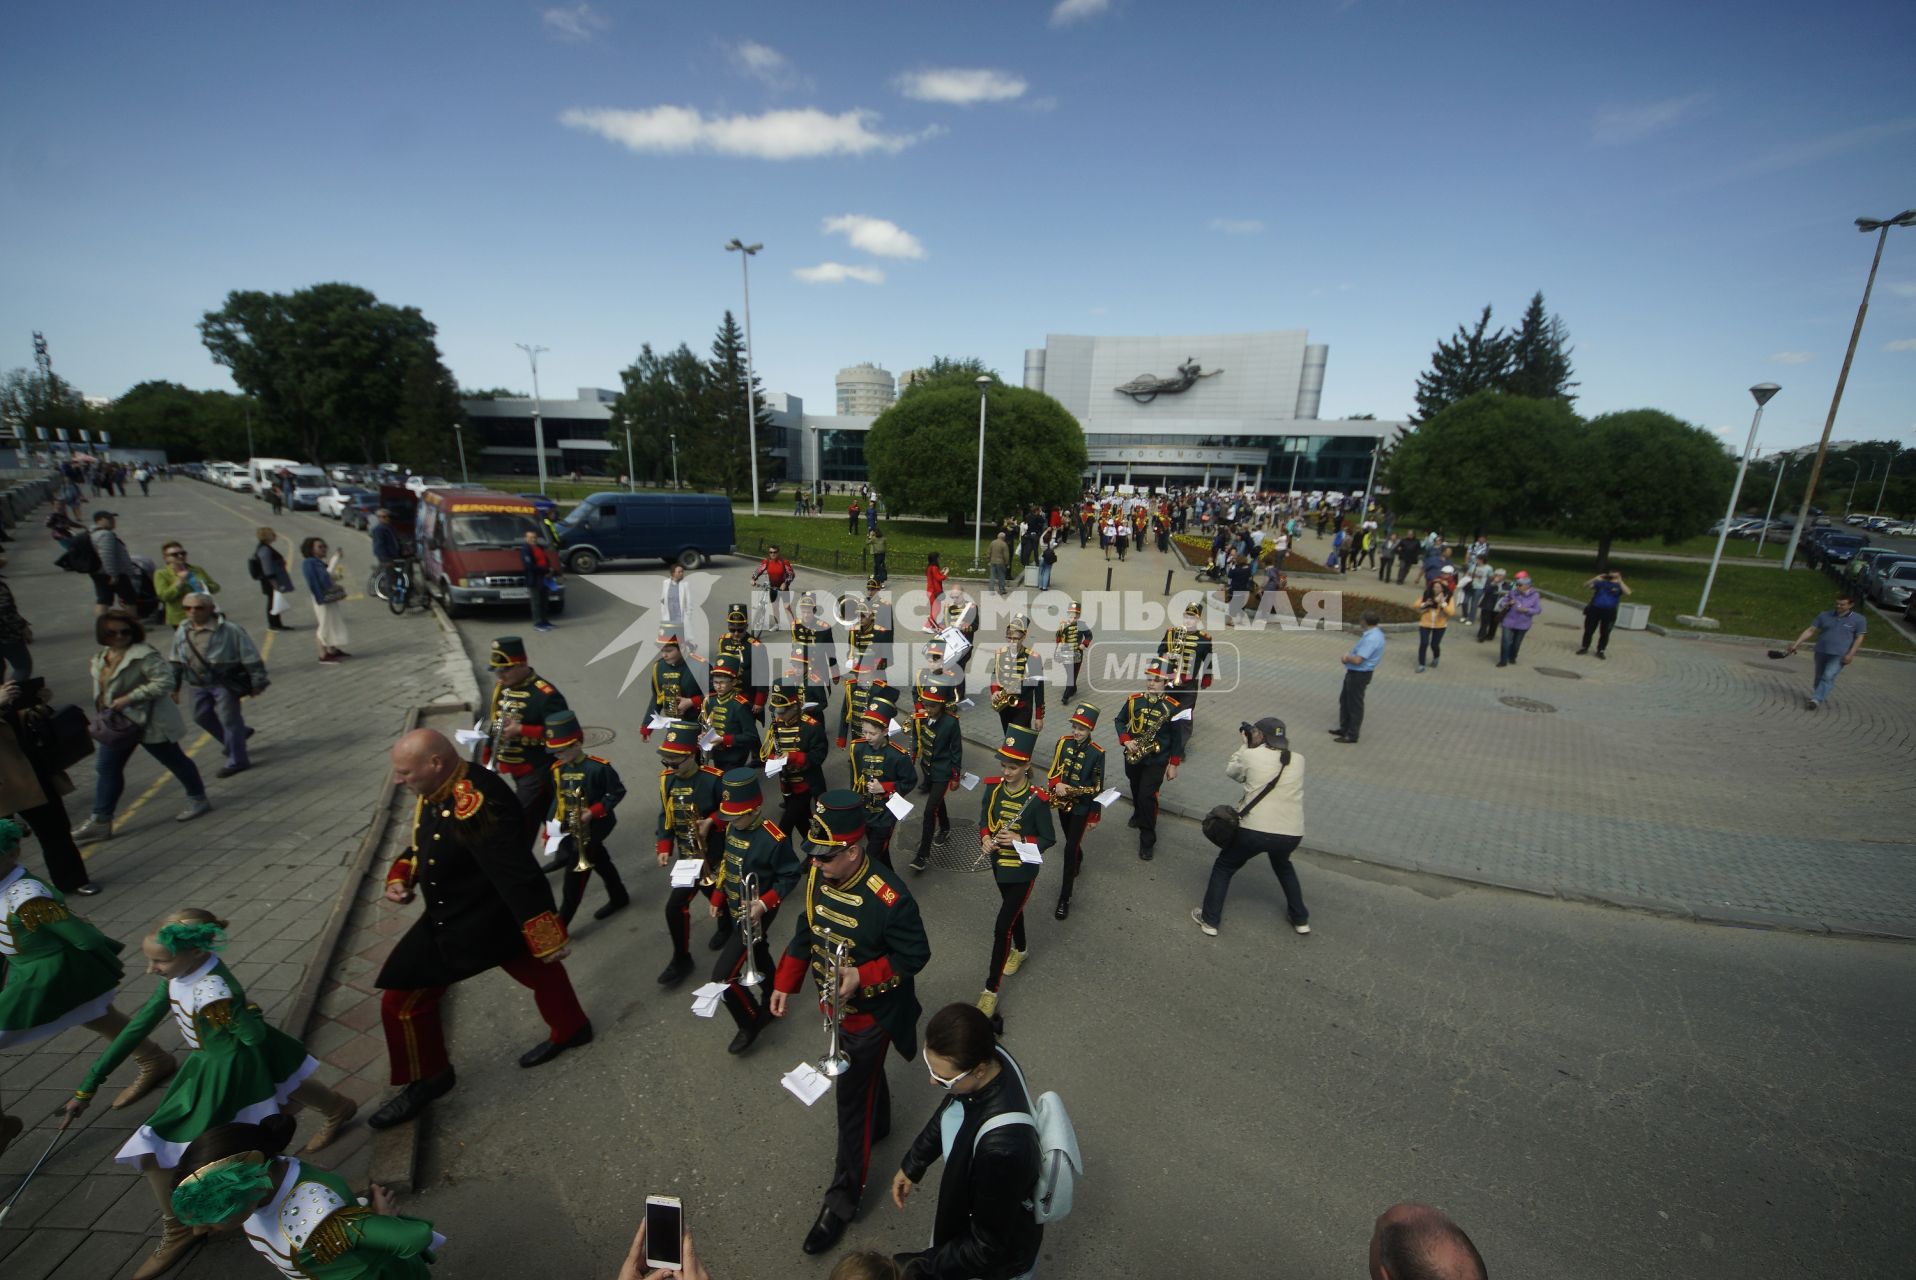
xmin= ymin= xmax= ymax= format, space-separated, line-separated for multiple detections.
xmin=898 ymin=1048 xmax=1044 ymax=1280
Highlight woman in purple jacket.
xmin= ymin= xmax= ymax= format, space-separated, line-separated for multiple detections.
xmin=1497 ymin=571 xmax=1542 ymax=668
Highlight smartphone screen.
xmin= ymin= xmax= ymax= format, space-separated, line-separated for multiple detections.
xmin=644 ymin=1197 xmax=684 ymax=1269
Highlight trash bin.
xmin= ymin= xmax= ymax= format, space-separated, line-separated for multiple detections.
xmin=1616 ymin=602 xmax=1651 ymax=631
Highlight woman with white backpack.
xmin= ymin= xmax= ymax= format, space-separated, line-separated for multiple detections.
xmin=890 ymin=1003 xmax=1072 ymax=1280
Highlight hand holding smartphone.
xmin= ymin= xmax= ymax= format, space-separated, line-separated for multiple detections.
xmin=645 ymin=1196 xmax=684 ymax=1271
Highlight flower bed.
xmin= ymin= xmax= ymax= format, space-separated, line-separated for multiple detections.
xmin=1171 ymin=533 xmax=1333 ymax=576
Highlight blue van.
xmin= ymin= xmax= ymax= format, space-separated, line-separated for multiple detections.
xmin=555 ymin=492 xmax=737 ymax=573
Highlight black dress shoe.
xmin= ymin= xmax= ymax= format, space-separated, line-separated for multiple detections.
xmin=367 ymin=1069 xmax=456 ymax=1129
xmin=1138 ymin=844 xmax=1154 ymax=862
xmin=802 ymin=1206 xmax=850 ymax=1255
xmin=708 ymin=927 xmax=732 ymax=952
xmin=726 ymin=1019 xmax=764 ymax=1055
xmin=1126 ymin=814 xmax=1141 ymax=828
xmin=1054 ymin=901 xmax=1070 ymax=920
xmin=656 ymin=954 xmax=695 ymax=987
xmin=593 ymin=898 xmax=630 ymax=921
xmin=908 ymin=854 xmax=929 ymax=872
xmin=519 ymin=1023 xmax=594 ymax=1068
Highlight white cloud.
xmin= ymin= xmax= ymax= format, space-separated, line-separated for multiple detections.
xmin=1591 ymin=92 xmax=1710 ymax=145
xmin=822 ymin=214 xmax=926 ymax=260
xmin=1885 ymin=338 xmax=1916 ymax=352
xmin=1888 ymin=282 xmax=1916 ymax=299
xmin=542 ymin=3 xmax=608 ymax=42
xmin=559 ymin=106 xmax=935 ymax=160
xmin=894 ymin=68 xmax=1027 ymax=106
xmin=1050 ymin=0 xmax=1111 ymax=26
xmin=728 ymin=40 xmax=804 ymax=90
xmin=794 ymin=262 xmax=885 ymax=285
xmin=1209 ymin=217 xmax=1264 ymax=235
xmin=1769 ymin=351 xmax=1814 ymax=365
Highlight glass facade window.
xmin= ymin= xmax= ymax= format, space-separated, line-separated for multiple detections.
xmin=815 ymin=429 xmax=869 ymax=482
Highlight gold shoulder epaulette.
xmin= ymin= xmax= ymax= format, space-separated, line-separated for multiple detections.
xmin=305 ymin=1207 xmax=371 ymax=1265
xmin=16 ymin=897 xmax=71 ymax=931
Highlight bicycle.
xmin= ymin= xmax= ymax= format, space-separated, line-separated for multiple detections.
xmin=379 ymin=559 xmax=428 ymax=615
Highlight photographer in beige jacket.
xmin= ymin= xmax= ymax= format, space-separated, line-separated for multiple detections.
xmin=1191 ymin=716 xmax=1308 ymax=937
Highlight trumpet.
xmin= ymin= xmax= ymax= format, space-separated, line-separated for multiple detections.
xmin=563 ymin=780 xmax=592 ymax=872
xmin=735 ymin=873 xmax=764 ymax=988
xmin=817 ymin=939 xmax=852 ymax=1078
xmin=990 ymin=686 xmax=1019 ymax=711
xmin=484 ymin=712 xmax=505 ymax=772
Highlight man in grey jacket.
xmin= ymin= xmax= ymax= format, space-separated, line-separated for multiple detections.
xmin=172 ymin=592 xmax=268 ymax=778
xmin=1192 ymin=716 xmax=1308 ymax=936
xmin=88 ymin=510 xmax=137 ymax=616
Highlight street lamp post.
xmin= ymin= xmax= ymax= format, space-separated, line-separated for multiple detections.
xmin=452 ymin=421 xmax=468 ymax=483
xmin=1781 ymin=209 xmax=1916 ymax=570
xmin=624 ymin=425 xmax=635 ymax=493
xmin=972 ymin=376 xmax=991 ymax=569
xmin=669 ymin=433 xmax=679 ymax=490
xmin=1871 ymin=444 xmax=1899 ymax=517
xmin=725 ymin=239 xmax=764 ymax=517
xmin=515 ymin=343 xmax=549 ymax=496
xmin=1755 ymin=453 xmax=1790 ymax=555
xmin=1362 ymin=436 xmax=1382 ymax=519
xmin=1842 ymin=457 xmax=1864 ymax=515
xmin=1684 ymin=382 xmax=1780 ymax=628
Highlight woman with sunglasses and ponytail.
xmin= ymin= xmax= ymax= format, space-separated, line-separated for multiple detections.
xmin=888 ymin=1001 xmax=1043 ymax=1280
xmin=168 ymin=1114 xmax=442 ymax=1277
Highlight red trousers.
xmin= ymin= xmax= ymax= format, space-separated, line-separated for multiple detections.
xmin=381 ymin=954 xmax=588 ymax=1085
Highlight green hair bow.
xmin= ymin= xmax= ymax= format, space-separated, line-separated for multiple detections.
xmin=171 ymin=1156 xmax=275 ymax=1226
xmin=0 ymin=816 xmax=24 ymax=858
xmin=156 ymin=921 xmax=227 ymax=956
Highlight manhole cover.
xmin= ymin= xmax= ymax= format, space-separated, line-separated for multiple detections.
xmin=911 ymin=818 xmax=989 ymax=873
xmin=1534 ymin=667 xmax=1582 ymax=679
xmin=583 ymin=726 xmax=616 ymax=748
xmin=1498 ymin=696 xmax=1558 ymax=713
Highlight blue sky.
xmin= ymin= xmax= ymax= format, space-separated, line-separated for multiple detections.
xmin=3 ymin=0 xmax=1913 ymax=453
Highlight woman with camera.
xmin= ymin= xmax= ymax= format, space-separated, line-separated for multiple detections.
xmin=1191 ymin=717 xmax=1307 ymax=938
xmin=74 ymin=609 xmax=212 ymax=842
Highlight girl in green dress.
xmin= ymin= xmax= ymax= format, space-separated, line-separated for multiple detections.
xmin=0 ymin=815 xmax=176 ymax=1096
xmin=64 ymin=910 xmax=358 ymax=1279
xmin=170 ymin=1114 xmax=442 ymax=1279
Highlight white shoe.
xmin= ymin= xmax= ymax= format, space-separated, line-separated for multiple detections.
xmin=74 ymin=817 xmax=114 ymax=842
xmin=176 ymin=797 xmax=212 ymax=823
xmin=1294 ymin=923 xmax=1311 ymax=935
xmin=1190 ymin=907 xmax=1217 ymax=937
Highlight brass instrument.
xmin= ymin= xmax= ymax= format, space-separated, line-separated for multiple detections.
xmin=563 ymin=779 xmax=592 ymax=872
xmin=817 ymin=939 xmax=852 ymax=1078
xmin=671 ymin=804 xmax=718 ymax=887
xmin=735 ymin=873 xmax=764 ymax=988
xmin=1045 ymin=781 xmax=1094 ymax=811
xmin=484 ymin=711 xmax=505 ymax=773
xmin=989 ymin=649 xmax=1022 ymax=710
xmin=1123 ymin=710 xmax=1165 ymax=763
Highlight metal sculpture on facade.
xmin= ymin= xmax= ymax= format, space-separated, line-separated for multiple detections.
xmin=1114 ymin=357 xmax=1223 ymax=403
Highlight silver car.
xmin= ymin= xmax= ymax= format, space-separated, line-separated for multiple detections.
xmin=1861 ymin=550 xmax=1916 ymax=601
xmin=1875 ymin=560 xmax=1916 ymax=610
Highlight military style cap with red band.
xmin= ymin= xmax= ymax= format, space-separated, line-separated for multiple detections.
xmin=489 ymin=636 xmax=528 ymax=669
xmin=1144 ymin=656 xmax=1173 ymax=679
xmin=726 ymin=603 xmax=748 ymax=624
xmin=996 ymin=722 xmax=1038 ymax=762
xmin=545 ymin=709 xmax=584 ymax=748
xmin=719 ymin=767 xmax=764 ymax=815
xmin=806 ymin=791 xmax=867 ymax=851
xmin=658 ymin=720 xmax=700 ymax=756
xmin=710 ymin=655 xmax=741 ymax=680
xmin=768 ymin=686 xmax=802 ymax=710
xmin=858 ymin=691 xmax=899 ymax=729
xmin=657 ymin=628 xmax=683 ymax=646
xmin=917 ymin=684 xmax=951 ymax=705
xmin=1069 ymin=702 xmax=1100 ymax=729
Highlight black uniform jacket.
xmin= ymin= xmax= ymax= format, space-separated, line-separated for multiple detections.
xmin=377 ymin=762 xmax=567 ymax=988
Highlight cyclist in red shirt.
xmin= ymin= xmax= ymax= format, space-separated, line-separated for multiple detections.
xmin=752 ymin=545 xmax=796 ymax=629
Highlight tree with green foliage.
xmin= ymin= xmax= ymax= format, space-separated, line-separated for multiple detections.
xmin=459 ymin=387 xmax=527 ymax=400
xmin=865 ymin=380 xmax=1086 ymax=533
xmin=199 ymin=282 xmax=456 ymax=463
xmin=899 ymin=356 xmax=1001 ymax=398
xmin=1505 ymin=292 xmax=1578 ymax=404
xmin=388 ymin=359 xmax=466 ymax=474
xmin=1556 ymin=409 xmax=1734 ymax=570
xmin=0 ymin=366 xmax=92 ymax=441
xmin=608 ymin=343 xmax=711 ymax=487
xmin=94 ymin=382 xmax=275 ymax=461
xmin=1385 ymin=391 xmax=1580 ymax=536
xmin=693 ymin=311 xmax=779 ymax=496
xmin=1412 ymin=306 xmax=1513 ymax=425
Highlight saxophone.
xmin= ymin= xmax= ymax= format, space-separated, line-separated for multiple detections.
xmin=1046 ymin=781 xmax=1093 ymax=810
xmin=1122 ymin=703 xmax=1166 ymax=763
xmin=563 ymin=778 xmax=592 ymax=871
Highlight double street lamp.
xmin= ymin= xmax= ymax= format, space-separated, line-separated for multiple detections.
xmin=1685 ymin=382 xmax=1780 ymax=627
xmin=515 ymin=342 xmax=549 ymax=495
xmin=972 ymin=375 xmax=991 ymax=569
xmin=1781 ymin=209 xmax=1916 ymax=570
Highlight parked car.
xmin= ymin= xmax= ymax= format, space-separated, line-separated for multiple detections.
xmin=341 ymin=493 xmax=382 ymax=530
xmin=1863 ymin=552 xmax=1916 ymax=602
xmin=554 ymin=492 xmax=736 ymax=574
xmin=1885 ymin=523 xmax=1916 ymax=538
xmin=1869 ymin=561 xmax=1916 ymax=609
xmin=1844 ymin=514 xmax=1870 ymax=526
xmin=1816 ymin=534 xmax=1869 ymax=571
xmin=317 ymin=485 xmax=371 ymax=519
xmin=515 ymin=493 xmax=560 ymax=521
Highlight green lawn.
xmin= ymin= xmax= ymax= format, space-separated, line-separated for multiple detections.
xmin=1509 ymin=550 xmax=1915 ymax=654
xmin=734 ymin=511 xmax=1001 ymax=578
xmin=1463 ymin=528 xmax=1792 ymax=560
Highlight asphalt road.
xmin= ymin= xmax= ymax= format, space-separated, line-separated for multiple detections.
xmin=405 ymin=557 xmax=1916 ymax=1280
